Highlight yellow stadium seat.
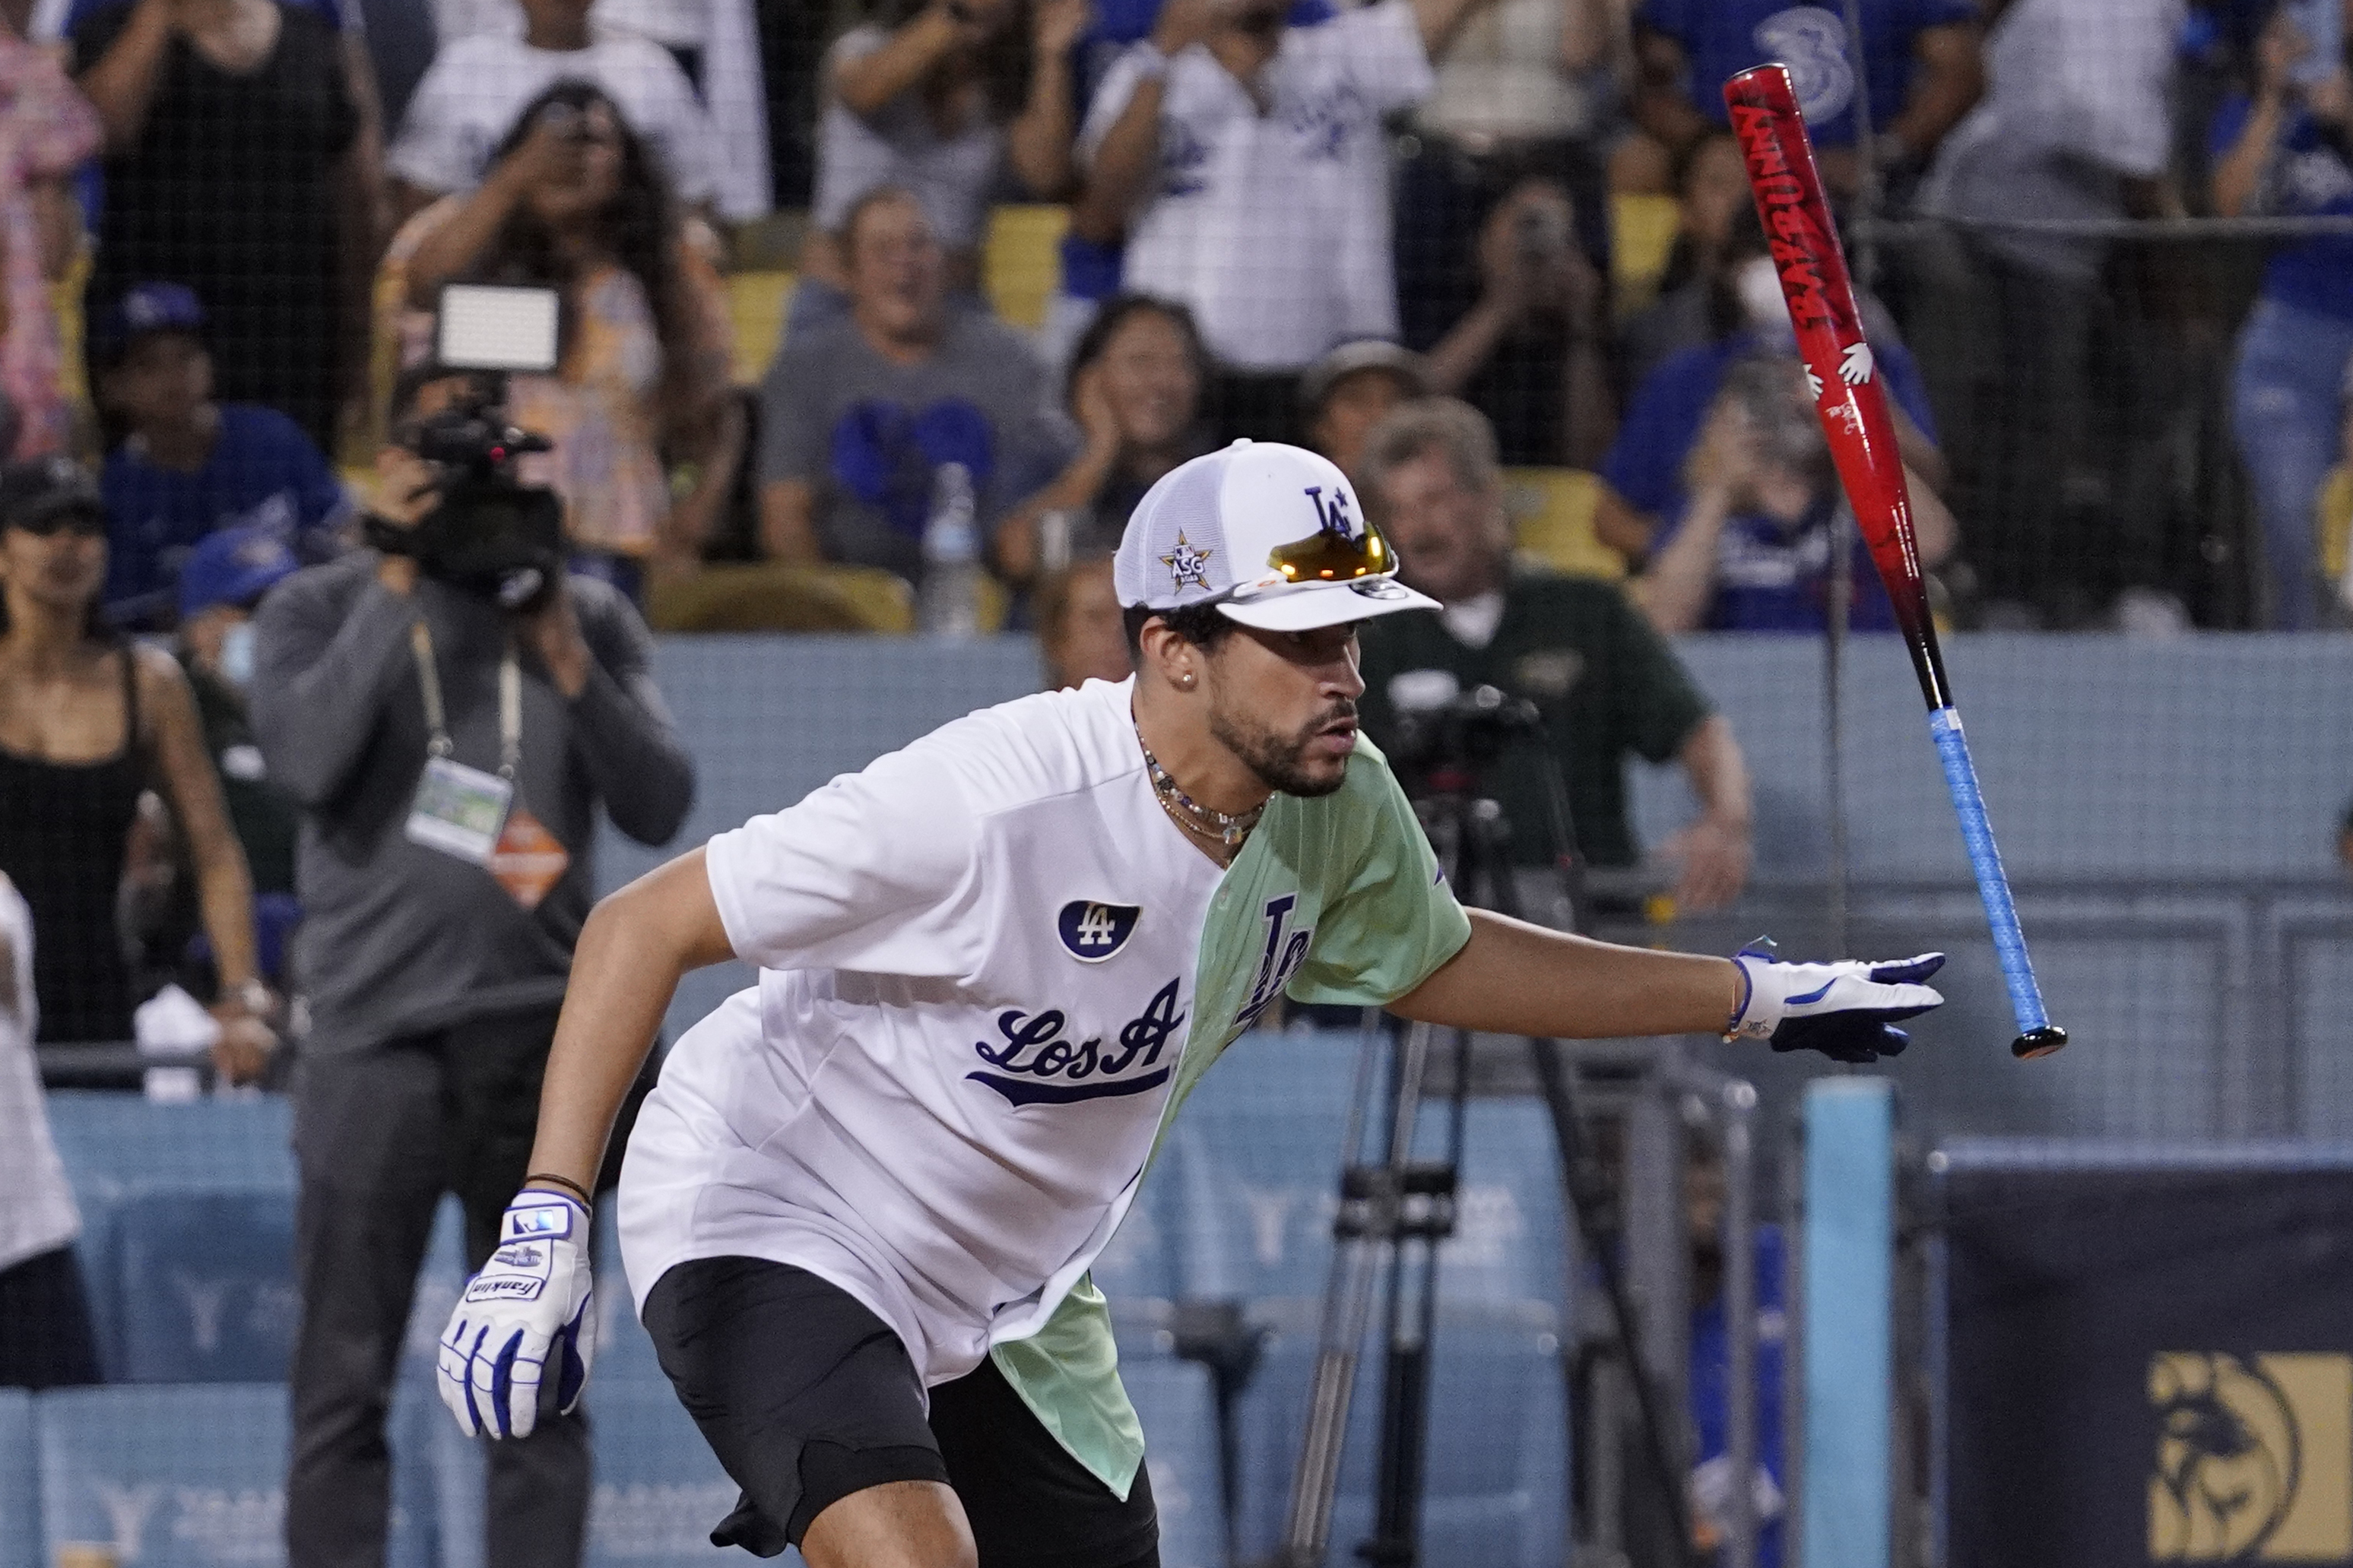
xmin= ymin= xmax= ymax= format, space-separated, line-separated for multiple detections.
xmin=2320 ymin=464 xmax=2352 ymax=587
xmin=985 ymin=205 xmax=1069 ymax=332
xmin=1504 ymin=467 xmax=1624 ymax=580
xmin=1610 ymin=193 xmax=1682 ymax=316
xmin=646 ymin=561 xmax=916 ymax=633
xmin=645 ymin=562 xmax=1013 ymax=636
xmin=727 ymin=270 xmax=797 ymax=385
xmin=52 ymin=249 xmax=88 ymax=412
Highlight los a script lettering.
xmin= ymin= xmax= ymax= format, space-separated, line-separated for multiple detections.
xmin=966 ymin=978 xmax=1189 ymax=1107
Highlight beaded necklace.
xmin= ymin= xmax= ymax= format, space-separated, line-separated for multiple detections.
xmin=1135 ymin=724 xmax=1265 ymax=848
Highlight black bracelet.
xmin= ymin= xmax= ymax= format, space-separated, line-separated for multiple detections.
xmin=522 ymin=1172 xmax=593 ymax=1206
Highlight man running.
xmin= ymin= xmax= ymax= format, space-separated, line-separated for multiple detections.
xmin=439 ymin=440 xmax=1942 ymax=1568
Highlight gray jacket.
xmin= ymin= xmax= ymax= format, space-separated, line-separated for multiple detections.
xmin=249 ymin=554 xmax=696 ymax=1053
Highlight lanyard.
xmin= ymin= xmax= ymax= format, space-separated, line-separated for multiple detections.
xmin=410 ymin=621 xmax=522 ymax=781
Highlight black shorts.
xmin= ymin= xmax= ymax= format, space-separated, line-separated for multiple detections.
xmin=642 ymin=1256 xmax=1159 ymax=1566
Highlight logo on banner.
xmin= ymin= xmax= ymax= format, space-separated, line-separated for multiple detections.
xmin=2150 ymin=1351 xmax=2353 ymax=1560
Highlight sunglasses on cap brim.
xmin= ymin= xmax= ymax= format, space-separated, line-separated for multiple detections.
xmin=1184 ymin=517 xmax=1401 ymax=614
xmin=1193 ymin=515 xmax=1397 ymax=610
xmin=8 ymin=506 xmax=105 ymax=537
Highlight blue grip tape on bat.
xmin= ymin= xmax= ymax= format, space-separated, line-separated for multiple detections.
xmin=1927 ymin=708 xmax=2066 ymax=1059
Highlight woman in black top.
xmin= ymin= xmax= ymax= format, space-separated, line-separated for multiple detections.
xmin=75 ymin=0 xmax=381 ymax=451
xmin=0 ymin=458 xmax=272 ymax=1079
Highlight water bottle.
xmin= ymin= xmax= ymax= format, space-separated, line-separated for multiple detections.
xmin=918 ymin=461 xmax=982 ymax=638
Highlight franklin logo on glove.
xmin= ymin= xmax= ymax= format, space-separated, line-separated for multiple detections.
xmin=438 ymin=1189 xmax=595 ymax=1440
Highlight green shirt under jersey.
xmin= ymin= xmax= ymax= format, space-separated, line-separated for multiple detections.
xmin=991 ymin=734 xmax=1473 ymax=1496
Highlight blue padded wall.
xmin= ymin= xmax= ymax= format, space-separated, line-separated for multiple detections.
xmin=0 ymin=1391 xmax=36 ymax=1568
xmin=1124 ymin=1354 xmax=1226 ymax=1568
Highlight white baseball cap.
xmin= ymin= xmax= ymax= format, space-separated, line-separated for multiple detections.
xmin=1113 ymin=440 xmax=1438 ymax=632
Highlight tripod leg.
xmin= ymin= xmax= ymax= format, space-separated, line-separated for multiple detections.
xmin=1279 ymin=1018 xmax=1437 ymax=1566
xmin=1528 ymin=1035 xmax=1698 ymax=1568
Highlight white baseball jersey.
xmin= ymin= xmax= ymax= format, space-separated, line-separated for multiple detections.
xmin=617 ymin=676 xmax=1470 ymax=1494
xmin=389 ymin=32 xmax=724 ymax=210
xmin=1080 ymin=2 xmax=1436 ymax=371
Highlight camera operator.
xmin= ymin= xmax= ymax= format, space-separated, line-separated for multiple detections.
xmin=249 ymin=364 xmax=696 ymax=1568
xmin=1353 ymin=398 xmax=1753 ymax=914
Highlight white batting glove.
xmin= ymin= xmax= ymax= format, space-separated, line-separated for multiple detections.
xmin=436 ymin=1189 xmax=595 ymax=1439
xmin=1724 ymin=948 xmax=1945 ymax=1063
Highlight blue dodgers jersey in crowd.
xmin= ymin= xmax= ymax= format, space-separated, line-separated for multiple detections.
xmin=2209 ymin=93 xmax=2353 ymax=322
xmin=1652 ymin=494 xmax=1898 ymax=632
xmin=1638 ymin=0 xmax=1974 ymax=147
xmin=103 ymin=403 xmax=347 ymax=617
xmin=1601 ymin=330 xmax=1937 ymax=518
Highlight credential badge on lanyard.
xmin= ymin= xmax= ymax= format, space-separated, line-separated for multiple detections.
xmin=403 ymin=620 xmax=570 ymax=908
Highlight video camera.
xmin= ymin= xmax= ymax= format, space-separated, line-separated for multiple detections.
xmin=366 ymin=285 xmax=566 ymax=610
xmin=1384 ymin=672 xmax=1545 ymax=787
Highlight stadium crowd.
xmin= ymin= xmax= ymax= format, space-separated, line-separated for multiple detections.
xmin=0 ymin=0 xmax=2326 ymax=646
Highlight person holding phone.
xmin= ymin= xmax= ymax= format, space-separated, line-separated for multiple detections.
xmin=382 ymin=81 xmax=741 ymax=598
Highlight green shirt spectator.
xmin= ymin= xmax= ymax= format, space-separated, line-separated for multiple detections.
xmin=1353 ymin=398 xmax=1754 ymax=908
xmin=1358 ymin=570 xmax=1711 ymax=868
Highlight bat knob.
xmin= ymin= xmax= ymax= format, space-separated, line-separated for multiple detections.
xmin=2012 ymin=1025 xmax=2069 ymax=1060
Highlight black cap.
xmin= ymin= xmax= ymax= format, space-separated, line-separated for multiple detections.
xmin=0 ymin=455 xmax=103 ymax=531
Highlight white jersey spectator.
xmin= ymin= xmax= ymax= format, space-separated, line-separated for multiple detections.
xmin=1079 ymin=0 xmax=1437 ymax=371
xmin=0 ymin=870 xmax=100 ymax=1389
xmin=391 ymin=5 xmax=724 ymax=214
xmin=424 ymin=0 xmax=770 ymax=220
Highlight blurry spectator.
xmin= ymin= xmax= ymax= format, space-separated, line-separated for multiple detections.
xmin=73 ymin=0 xmax=382 ymax=452
xmin=794 ymin=0 xmax=1092 ymax=337
xmin=390 ymin=0 xmax=722 ymax=219
xmin=1391 ymin=0 xmax=1620 ymax=428
xmin=427 ymin=0 xmax=774 ymax=220
xmin=1628 ymin=0 xmax=1981 ymax=201
xmin=1637 ymin=356 xmax=1955 ymax=632
xmin=1037 ymin=553 xmax=1131 ymax=686
xmin=1302 ymin=338 xmax=1430 ymax=480
xmin=1619 ymin=132 xmax=1750 ymax=389
xmin=1598 ymin=213 xmax=1942 ymax=562
xmin=759 ymin=186 xmax=1061 ymax=585
xmin=1073 ymin=0 xmax=1502 ymax=440
xmin=97 ymin=283 xmax=350 ymax=628
xmin=1353 ymin=398 xmax=1752 ymax=909
xmin=385 ymin=81 xmax=743 ymax=597
xmin=121 ymin=521 xmax=304 ymax=1003
xmin=0 ymin=456 xmax=274 ymax=1077
xmin=0 ymin=20 xmax=98 ymax=464
xmin=1684 ymin=1130 xmax=1787 ymax=1567
xmin=1917 ymin=0 xmax=2183 ymax=622
xmin=1419 ymin=176 xmax=1615 ymax=466
xmin=998 ymin=292 xmax=1213 ymax=581
xmin=174 ymin=524 xmax=300 ymax=911
xmin=0 ymin=871 xmax=100 ymax=1390
xmin=249 ymin=407 xmax=693 ymax=1568
xmin=2215 ymin=5 xmax=2353 ymax=629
